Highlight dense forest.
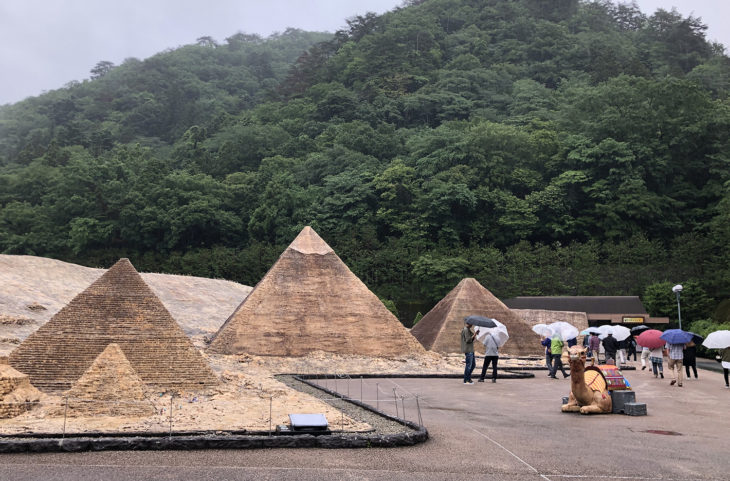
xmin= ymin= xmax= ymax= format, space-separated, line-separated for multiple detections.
xmin=2 ymin=0 xmax=730 ymax=331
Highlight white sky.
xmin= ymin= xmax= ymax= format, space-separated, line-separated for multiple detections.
xmin=1 ymin=0 xmax=728 ymax=105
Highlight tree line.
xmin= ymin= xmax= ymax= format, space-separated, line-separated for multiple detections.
xmin=1 ymin=0 xmax=729 ymax=328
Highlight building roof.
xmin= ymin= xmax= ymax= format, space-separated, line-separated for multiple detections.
xmin=207 ymin=226 xmax=425 ymax=357
xmin=504 ymin=296 xmax=648 ymax=314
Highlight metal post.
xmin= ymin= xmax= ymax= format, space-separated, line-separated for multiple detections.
xmin=169 ymin=394 xmax=173 ymax=438
xmin=347 ymin=376 xmax=350 ymax=398
xmin=62 ymin=396 xmax=68 ymax=439
xmin=393 ymin=388 xmax=399 ymax=418
xmin=675 ymin=291 xmax=682 ymax=330
xmin=269 ymin=396 xmax=273 ymax=437
xmin=360 ymin=376 xmax=363 ymax=402
xmin=335 ymin=374 xmax=338 ymax=393
xmin=416 ymin=395 xmax=423 ymax=427
xmin=401 ymin=396 xmax=406 ymax=423
xmin=341 ymin=407 xmax=344 ymax=433
xmin=376 ymin=383 xmax=379 ymax=410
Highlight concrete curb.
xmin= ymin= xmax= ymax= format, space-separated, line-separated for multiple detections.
xmin=0 ymin=429 xmax=428 ymax=453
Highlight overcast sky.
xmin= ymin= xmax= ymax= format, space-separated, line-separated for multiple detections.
xmin=1 ymin=0 xmax=728 ymax=105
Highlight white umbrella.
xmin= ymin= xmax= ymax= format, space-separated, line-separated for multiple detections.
xmin=702 ymin=330 xmax=730 ymax=349
xmin=546 ymin=321 xmax=579 ymax=342
xmin=596 ymin=325 xmax=614 ymax=340
xmin=531 ymin=323 xmax=552 ymax=337
xmin=610 ymin=325 xmax=631 ymax=342
xmin=475 ymin=320 xmax=509 ymax=348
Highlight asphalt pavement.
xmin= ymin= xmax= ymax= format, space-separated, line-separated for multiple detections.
xmin=0 ymin=361 xmax=727 ymax=481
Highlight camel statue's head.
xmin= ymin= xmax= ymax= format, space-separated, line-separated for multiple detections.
xmin=567 ymin=345 xmax=587 ymax=363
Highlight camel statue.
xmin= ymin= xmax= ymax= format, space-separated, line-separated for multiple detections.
xmin=561 ymin=346 xmax=612 ymax=415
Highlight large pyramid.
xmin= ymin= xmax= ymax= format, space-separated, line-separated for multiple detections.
xmin=9 ymin=259 xmax=219 ymax=392
xmin=208 ymin=226 xmax=425 ymax=357
xmin=410 ymin=278 xmax=539 ymax=356
xmin=62 ymin=343 xmax=155 ymax=417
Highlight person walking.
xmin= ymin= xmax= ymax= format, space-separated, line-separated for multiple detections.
xmin=461 ymin=322 xmax=476 ymax=384
xmin=640 ymin=345 xmax=651 ymax=370
xmin=617 ymin=338 xmax=628 ymax=366
xmin=602 ymin=332 xmax=619 ymax=366
xmin=666 ymin=342 xmax=685 ymax=387
xmin=627 ymin=336 xmax=637 ymax=362
xmin=683 ymin=342 xmax=698 ymax=380
xmin=541 ymin=336 xmax=553 ymax=376
xmin=720 ymin=348 xmax=730 ymax=388
xmin=478 ymin=332 xmax=499 ymax=383
xmin=649 ymin=345 xmax=664 ymax=378
xmin=589 ymin=333 xmax=601 ymax=364
xmin=549 ymin=335 xmax=569 ymax=379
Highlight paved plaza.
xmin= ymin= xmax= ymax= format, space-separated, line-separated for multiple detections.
xmin=0 ymin=364 xmax=727 ymax=481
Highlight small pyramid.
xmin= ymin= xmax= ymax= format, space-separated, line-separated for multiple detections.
xmin=411 ymin=278 xmax=539 ymax=356
xmin=208 ymin=226 xmax=425 ymax=356
xmin=9 ymin=258 xmax=219 ymax=392
xmin=63 ymin=344 xmax=154 ymax=417
xmin=0 ymin=363 xmax=41 ymax=419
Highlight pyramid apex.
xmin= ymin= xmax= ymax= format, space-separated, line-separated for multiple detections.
xmin=288 ymin=226 xmax=334 ymax=255
xmin=109 ymin=258 xmax=135 ymax=269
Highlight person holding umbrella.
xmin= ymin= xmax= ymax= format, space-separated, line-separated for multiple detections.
xmin=683 ymin=342 xmax=698 ymax=380
xmin=722 ymin=348 xmax=730 ymax=388
xmin=602 ymin=332 xmax=619 ymax=365
xmin=461 ymin=320 xmax=477 ymax=384
xmin=549 ymin=334 xmax=570 ymax=379
xmin=478 ymin=331 xmax=500 ymax=383
xmin=637 ymin=329 xmax=665 ymax=378
xmin=650 ymin=345 xmax=665 ymax=378
xmin=701 ymin=330 xmax=730 ymax=388
xmin=640 ymin=344 xmax=651 ymax=370
xmin=661 ymin=329 xmax=693 ymax=387
xmin=588 ymin=332 xmax=601 ymax=364
xmin=627 ymin=336 xmax=637 ymax=362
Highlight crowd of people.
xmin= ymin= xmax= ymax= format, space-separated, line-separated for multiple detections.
xmin=460 ymin=321 xmax=730 ymax=389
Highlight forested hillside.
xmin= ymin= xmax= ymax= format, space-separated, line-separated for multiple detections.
xmin=2 ymin=0 xmax=730 ymax=327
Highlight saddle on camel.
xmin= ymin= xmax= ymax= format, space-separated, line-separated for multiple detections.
xmin=561 ymin=346 xmax=612 ymax=414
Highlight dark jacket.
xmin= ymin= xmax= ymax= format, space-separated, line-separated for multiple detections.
xmin=541 ymin=336 xmax=551 ymax=355
xmin=683 ymin=345 xmax=697 ymax=365
xmin=602 ymin=335 xmax=619 ymax=354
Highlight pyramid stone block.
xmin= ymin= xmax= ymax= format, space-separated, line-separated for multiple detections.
xmin=411 ymin=278 xmax=539 ymax=356
xmin=208 ymin=226 xmax=425 ymax=357
xmin=9 ymin=258 xmax=219 ymax=393
xmin=63 ymin=343 xmax=154 ymax=417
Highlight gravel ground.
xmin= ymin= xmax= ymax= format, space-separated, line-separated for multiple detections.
xmin=276 ymin=375 xmax=414 ymax=435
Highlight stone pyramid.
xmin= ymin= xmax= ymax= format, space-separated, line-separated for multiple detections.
xmin=9 ymin=258 xmax=219 ymax=393
xmin=410 ymin=278 xmax=539 ymax=356
xmin=208 ymin=226 xmax=425 ymax=357
xmin=63 ymin=343 xmax=154 ymax=417
xmin=0 ymin=361 xmax=41 ymax=419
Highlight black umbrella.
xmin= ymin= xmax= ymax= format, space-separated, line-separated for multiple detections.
xmin=464 ymin=315 xmax=497 ymax=328
xmin=687 ymin=331 xmax=704 ymax=344
xmin=630 ymin=325 xmax=650 ymax=334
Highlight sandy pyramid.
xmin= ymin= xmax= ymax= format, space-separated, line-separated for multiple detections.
xmin=410 ymin=278 xmax=539 ymax=356
xmin=62 ymin=344 xmax=154 ymax=417
xmin=208 ymin=226 xmax=425 ymax=357
xmin=0 ymin=361 xmax=42 ymax=418
xmin=9 ymin=259 xmax=219 ymax=393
